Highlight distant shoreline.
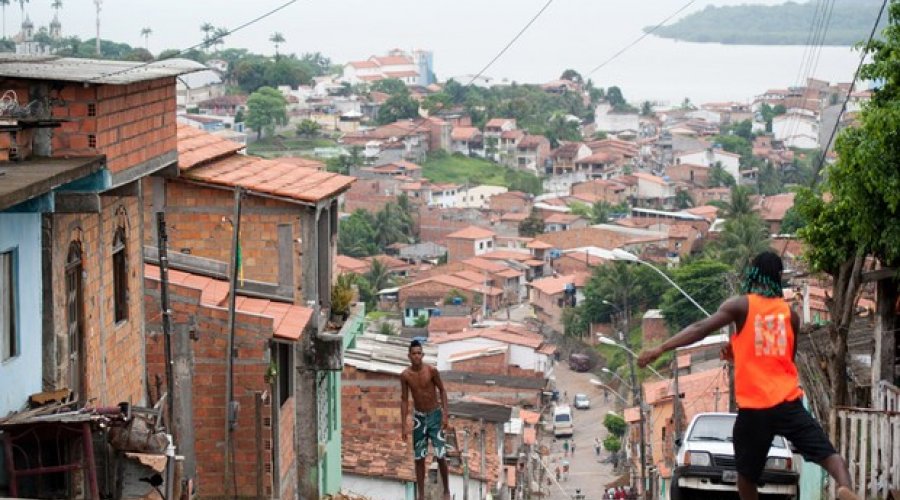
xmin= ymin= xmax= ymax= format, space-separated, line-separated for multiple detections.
xmin=647 ymin=0 xmax=884 ymax=47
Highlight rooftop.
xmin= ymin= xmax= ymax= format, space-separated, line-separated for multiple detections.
xmin=446 ymin=226 xmax=496 ymax=240
xmin=0 ymin=156 xmax=105 ymax=211
xmin=0 ymin=55 xmax=206 ymax=84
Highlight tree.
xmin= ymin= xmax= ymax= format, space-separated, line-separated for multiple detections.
xmin=760 ymin=103 xmax=787 ymax=132
xmin=722 ymin=185 xmax=754 ymax=219
xmin=674 ymin=190 xmax=694 ymax=209
xmin=606 ymin=86 xmax=626 ymax=108
xmin=373 ymin=203 xmax=411 ymax=247
xmin=245 ymin=86 xmax=287 ymax=139
xmin=443 ymin=289 xmax=467 ymax=305
xmin=296 ymin=119 xmax=321 ymax=137
xmin=51 ymin=0 xmax=60 ymax=14
xmin=364 ymin=258 xmax=394 ymax=293
xmin=709 ymin=162 xmax=736 ymax=188
xmin=338 ymin=210 xmax=378 ymax=257
xmin=269 ymin=32 xmax=285 ymax=59
xmin=603 ymin=413 xmax=626 ymax=438
xmin=200 ymin=22 xmax=214 ymax=52
xmin=140 ymin=27 xmax=152 ymax=51
xmin=370 ymin=78 xmax=408 ymax=96
xmin=562 ymin=306 xmax=588 ymax=338
xmin=641 ymin=100 xmax=653 ymax=117
xmin=376 ymin=92 xmax=419 ymax=125
xmin=15 ymin=0 xmax=25 ymax=22
xmin=518 ymin=209 xmax=545 ymax=237
xmin=780 ymin=206 xmax=805 ymax=234
xmin=211 ymin=27 xmax=228 ymax=52
xmin=603 ymin=435 xmax=621 ymax=453
xmin=560 ymin=69 xmax=583 ymax=84
xmin=659 ymin=259 xmax=730 ymax=330
xmin=708 ymin=214 xmax=771 ymax=272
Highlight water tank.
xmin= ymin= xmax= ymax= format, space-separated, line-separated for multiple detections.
xmin=549 ymin=249 xmax=562 ymax=260
xmin=452 ymin=297 xmax=463 ymax=305
xmin=431 ymin=309 xmax=442 ymax=317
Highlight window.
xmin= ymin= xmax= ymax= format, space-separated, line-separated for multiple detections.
xmin=66 ymin=241 xmax=84 ymax=400
xmin=1 ymin=251 xmax=17 ymax=361
xmin=112 ymin=227 xmax=128 ymax=323
xmin=275 ymin=342 xmax=293 ymax=406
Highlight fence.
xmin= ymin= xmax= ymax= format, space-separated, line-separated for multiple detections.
xmin=830 ymin=381 xmax=900 ymax=499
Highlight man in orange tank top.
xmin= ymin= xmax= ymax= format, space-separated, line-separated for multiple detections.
xmin=637 ymin=252 xmax=857 ymax=500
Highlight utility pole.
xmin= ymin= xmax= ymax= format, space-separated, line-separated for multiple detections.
xmin=93 ymin=0 xmax=102 ymax=57
xmin=672 ymin=355 xmax=682 ymax=454
xmin=223 ymin=188 xmax=243 ymax=496
xmin=155 ymin=213 xmax=176 ymax=500
xmin=479 ymin=421 xmax=486 ymax=500
xmin=462 ymin=430 xmax=470 ymax=500
xmin=714 ymin=386 xmax=720 ymax=412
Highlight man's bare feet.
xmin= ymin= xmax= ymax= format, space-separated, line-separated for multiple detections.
xmin=837 ymin=486 xmax=859 ymax=500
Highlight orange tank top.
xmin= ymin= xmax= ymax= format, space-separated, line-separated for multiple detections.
xmin=730 ymin=294 xmax=803 ymax=409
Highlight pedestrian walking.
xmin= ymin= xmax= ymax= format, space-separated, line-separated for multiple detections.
xmin=555 ymin=465 xmax=561 ymax=482
xmin=571 ymin=441 xmax=576 ymax=454
xmin=638 ymin=251 xmax=860 ymax=500
xmin=594 ymin=437 xmax=601 ymax=457
xmin=562 ymin=439 xmax=569 ymax=456
xmin=561 ymin=460 xmax=569 ymax=481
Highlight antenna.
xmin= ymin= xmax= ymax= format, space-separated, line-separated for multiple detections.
xmin=94 ymin=0 xmax=102 ymax=57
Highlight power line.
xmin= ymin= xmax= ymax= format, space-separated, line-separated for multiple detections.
xmin=85 ymin=0 xmax=300 ymax=84
xmin=585 ymin=0 xmax=696 ymax=77
xmin=812 ymin=0 xmax=889 ymax=184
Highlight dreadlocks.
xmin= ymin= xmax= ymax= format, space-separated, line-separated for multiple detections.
xmin=741 ymin=251 xmax=784 ymax=298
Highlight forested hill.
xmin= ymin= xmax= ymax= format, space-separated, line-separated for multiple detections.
xmin=648 ymin=0 xmax=886 ymax=46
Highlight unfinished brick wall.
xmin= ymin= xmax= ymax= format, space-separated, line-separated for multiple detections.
xmin=642 ymin=315 xmax=669 ymax=347
xmin=145 ymin=180 xmax=302 ymax=286
xmin=51 ymin=78 xmax=177 ymax=173
xmin=445 ymin=238 xmax=475 ymax=262
xmin=145 ymin=277 xmax=280 ymax=498
xmin=49 ymin=195 xmax=144 ymax=405
xmin=444 ymin=381 xmax=540 ymax=408
xmin=279 ymin=398 xmax=296 ymax=500
xmin=451 ymin=353 xmax=508 ymax=375
xmin=341 ymin=366 xmax=404 ymax=438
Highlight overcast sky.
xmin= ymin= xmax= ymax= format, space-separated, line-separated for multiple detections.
xmin=12 ymin=0 xmax=864 ymax=102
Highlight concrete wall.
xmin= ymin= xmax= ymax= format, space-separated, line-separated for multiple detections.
xmin=342 ymin=474 xmax=412 ymax=500
xmin=0 ymin=213 xmax=42 ymax=415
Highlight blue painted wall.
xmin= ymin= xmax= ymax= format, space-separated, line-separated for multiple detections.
xmin=0 ymin=213 xmax=43 ymax=416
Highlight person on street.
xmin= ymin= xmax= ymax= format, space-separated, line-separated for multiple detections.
xmin=594 ymin=437 xmax=601 ymax=457
xmin=571 ymin=441 xmax=576 ymax=454
xmin=562 ymin=439 xmax=569 ymax=456
xmin=401 ymin=340 xmax=451 ymax=500
xmin=637 ymin=251 xmax=859 ymax=500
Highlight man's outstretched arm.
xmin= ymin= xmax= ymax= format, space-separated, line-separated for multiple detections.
xmin=433 ymin=368 xmax=450 ymax=429
xmin=637 ymin=296 xmax=743 ymax=368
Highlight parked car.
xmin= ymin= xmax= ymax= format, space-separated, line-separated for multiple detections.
xmin=673 ymin=412 xmax=799 ymax=499
xmin=568 ymin=353 xmax=593 ymax=372
xmin=573 ymin=393 xmax=591 ymax=410
xmin=553 ymin=405 xmax=574 ymax=438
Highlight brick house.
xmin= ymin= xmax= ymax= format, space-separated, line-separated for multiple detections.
xmin=445 ymin=225 xmax=496 ymax=261
xmin=550 ymin=142 xmax=591 ymax=176
xmin=144 ymin=124 xmax=356 ymax=498
xmin=430 ymin=324 xmax=555 ymax=378
xmin=398 ymin=273 xmax=503 ymax=325
xmin=0 ymin=56 xmax=202 ymax=496
xmin=341 ymin=335 xmax=513 ymax=499
xmin=529 ymin=274 xmax=586 ymax=334
xmin=515 ymin=135 xmax=551 ymax=174
xmin=488 ymin=190 xmax=532 ymax=215
xmin=570 ymin=179 xmax=631 ymax=205
xmin=666 ymin=162 xmax=710 ymax=187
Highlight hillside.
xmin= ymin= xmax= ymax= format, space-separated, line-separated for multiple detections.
xmin=421 ymin=153 xmax=543 ymax=195
xmin=649 ymin=0 xmax=885 ymax=46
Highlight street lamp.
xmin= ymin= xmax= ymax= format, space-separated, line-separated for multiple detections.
xmin=602 ymin=367 xmax=633 ymax=390
xmin=609 ymin=248 xmax=711 ymax=317
xmin=589 ymin=379 xmax=629 ymax=405
xmin=597 ymin=335 xmax=664 ymax=379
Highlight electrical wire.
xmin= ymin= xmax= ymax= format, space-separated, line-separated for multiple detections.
xmin=84 ymin=0 xmax=300 ymax=84
xmin=812 ymin=0 xmax=890 ymax=184
xmin=585 ymin=0 xmax=696 ymax=77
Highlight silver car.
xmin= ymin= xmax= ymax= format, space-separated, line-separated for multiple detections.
xmin=573 ymin=393 xmax=590 ymax=409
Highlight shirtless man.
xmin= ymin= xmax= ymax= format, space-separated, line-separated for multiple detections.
xmin=401 ymin=339 xmax=451 ymax=500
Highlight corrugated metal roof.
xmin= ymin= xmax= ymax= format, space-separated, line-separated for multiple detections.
xmin=0 ymin=55 xmax=207 ymax=84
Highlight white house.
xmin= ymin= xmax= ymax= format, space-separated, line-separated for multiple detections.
xmin=686 ymin=108 xmax=722 ymax=124
xmin=430 ymin=326 xmax=554 ymax=377
xmin=772 ymin=112 xmax=820 ymax=150
xmin=633 ymin=172 xmax=676 ymax=200
xmin=454 ymin=185 xmax=508 ymax=209
xmin=675 ymin=148 xmax=741 ymax=184
xmin=594 ymin=102 xmax=640 ymax=133
xmin=341 ymin=50 xmax=422 ymax=86
xmin=429 ymin=183 xmax=461 ymax=208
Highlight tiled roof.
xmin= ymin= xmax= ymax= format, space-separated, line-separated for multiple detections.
xmin=755 ymin=192 xmax=796 ymax=222
xmin=500 ymin=212 xmax=528 ymax=222
xmin=348 ymin=60 xmax=378 ymax=69
xmin=544 ymin=213 xmax=582 ymax=225
xmin=632 ymin=172 xmax=667 ymax=185
xmin=517 ymin=135 xmax=549 ymax=150
xmin=551 ymin=142 xmax=585 ymax=159
xmin=485 ymin=118 xmax=515 ymax=128
xmin=428 ymin=316 xmax=472 ymax=335
xmin=500 ymin=130 xmax=525 ymax=140
xmin=529 ymin=274 xmax=576 ymax=296
xmin=462 ymin=257 xmax=509 ymax=273
xmin=373 ymin=55 xmax=414 ymax=66
xmin=144 ymin=265 xmax=311 ymax=341
xmin=446 ymin=226 xmax=496 ymax=240
xmin=526 ymin=240 xmax=553 ymax=250
xmin=364 ymin=254 xmax=413 ymax=271
xmin=177 ymin=123 xmax=245 ymax=169
xmin=384 ymin=70 xmax=419 ymax=78
xmin=451 ymin=126 xmax=481 ymax=141
xmin=336 ymin=255 xmax=370 ymax=274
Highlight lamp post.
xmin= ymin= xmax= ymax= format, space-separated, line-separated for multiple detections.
xmin=602 ymin=367 xmax=633 ymax=390
xmin=598 ymin=335 xmax=664 ymax=379
xmin=597 ymin=333 xmax=649 ymax=499
xmin=589 ymin=379 xmax=630 ymax=405
xmin=609 ymin=248 xmax=711 ymax=317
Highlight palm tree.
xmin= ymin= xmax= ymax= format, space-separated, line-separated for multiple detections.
xmin=269 ymin=32 xmax=285 ymax=59
xmin=364 ymin=258 xmax=394 ymax=293
xmin=712 ymin=214 xmax=771 ymax=272
xmin=722 ymin=185 xmax=754 ymax=219
xmin=16 ymin=0 xmax=26 ymax=23
xmin=0 ymin=0 xmax=10 ymax=39
xmin=51 ymin=0 xmax=60 ymax=13
xmin=212 ymin=26 xmax=228 ymax=52
xmin=674 ymin=190 xmax=694 ymax=210
xmin=200 ymin=22 xmax=213 ymax=51
xmin=140 ymin=27 xmax=151 ymax=50
xmin=373 ymin=203 xmax=407 ymax=247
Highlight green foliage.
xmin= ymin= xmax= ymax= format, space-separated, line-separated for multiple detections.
xmin=376 ymin=92 xmax=420 ymax=125
xmin=756 ymin=163 xmax=785 ymax=196
xmin=296 ymin=119 xmax=321 ymax=137
xmin=603 ymin=435 xmax=622 ymax=453
xmin=560 ymin=69 xmax=583 ymax=83
xmin=338 ymin=210 xmax=379 ymax=257
xmin=721 ymin=119 xmax=754 ymax=141
xmin=760 ymin=104 xmax=787 ymax=133
xmin=712 ymin=135 xmax=752 ymax=167
xmin=722 ymin=185 xmax=755 ymax=218
xmin=562 ymin=306 xmax=588 ymax=338
xmin=230 ymin=54 xmax=322 ymax=93
xmin=245 ymin=86 xmax=287 ymax=139
xmin=569 ymin=201 xmax=612 ymax=224
xmin=518 ymin=210 xmax=545 ymax=237
xmin=421 ymin=154 xmax=542 ymax=195
xmin=780 ymin=206 xmax=806 ymax=234
xmin=234 ymin=109 xmax=244 ymax=124
xmin=709 ymin=163 xmax=736 ymax=188
xmin=370 ymin=78 xmax=408 ymax=95
xmin=378 ymin=321 xmax=397 ymax=336
xmin=674 ymin=191 xmax=695 ymax=210
xmin=707 ymin=214 xmax=772 ymax=273
xmin=331 ymin=273 xmax=355 ymax=316
xmin=650 ymin=0 xmax=886 ymax=45
xmin=660 ymin=259 xmax=730 ymax=330
xmin=603 ymin=413 xmax=626 ymax=438
xmin=413 ymin=315 xmax=429 ymax=328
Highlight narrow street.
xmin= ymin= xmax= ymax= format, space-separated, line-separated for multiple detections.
xmin=542 ymin=362 xmax=621 ymax=500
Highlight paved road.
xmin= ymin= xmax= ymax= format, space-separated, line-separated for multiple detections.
xmin=541 ymin=363 xmax=621 ymax=500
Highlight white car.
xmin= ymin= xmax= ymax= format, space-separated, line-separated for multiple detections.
xmin=673 ymin=412 xmax=799 ymax=499
xmin=573 ymin=393 xmax=590 ymax=409
xmin=552 ymin=405 xmax=574 ymax=438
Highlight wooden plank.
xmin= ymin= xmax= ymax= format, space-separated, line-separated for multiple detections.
xmin=869 ymin=414 xmax=877 ymax=499
xmin=893 ymin=417 xmax=900 ymax=493
xmin=859 ymin=415 xmax=868 ymax=500
xmin=54 ymin=192 xmax=101 ymax=213
xmin=861 ymin=268 xmax=898 ymax=283
xmin=849 ymin=415 xmax=858 ymax=498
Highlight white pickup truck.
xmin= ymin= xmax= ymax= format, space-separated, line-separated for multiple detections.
xmin=672 ymin=412 xmax=799 ymax=499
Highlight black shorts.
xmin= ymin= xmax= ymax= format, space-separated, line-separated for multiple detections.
xmin=733 ymin=398 xmax=836 ymax=483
